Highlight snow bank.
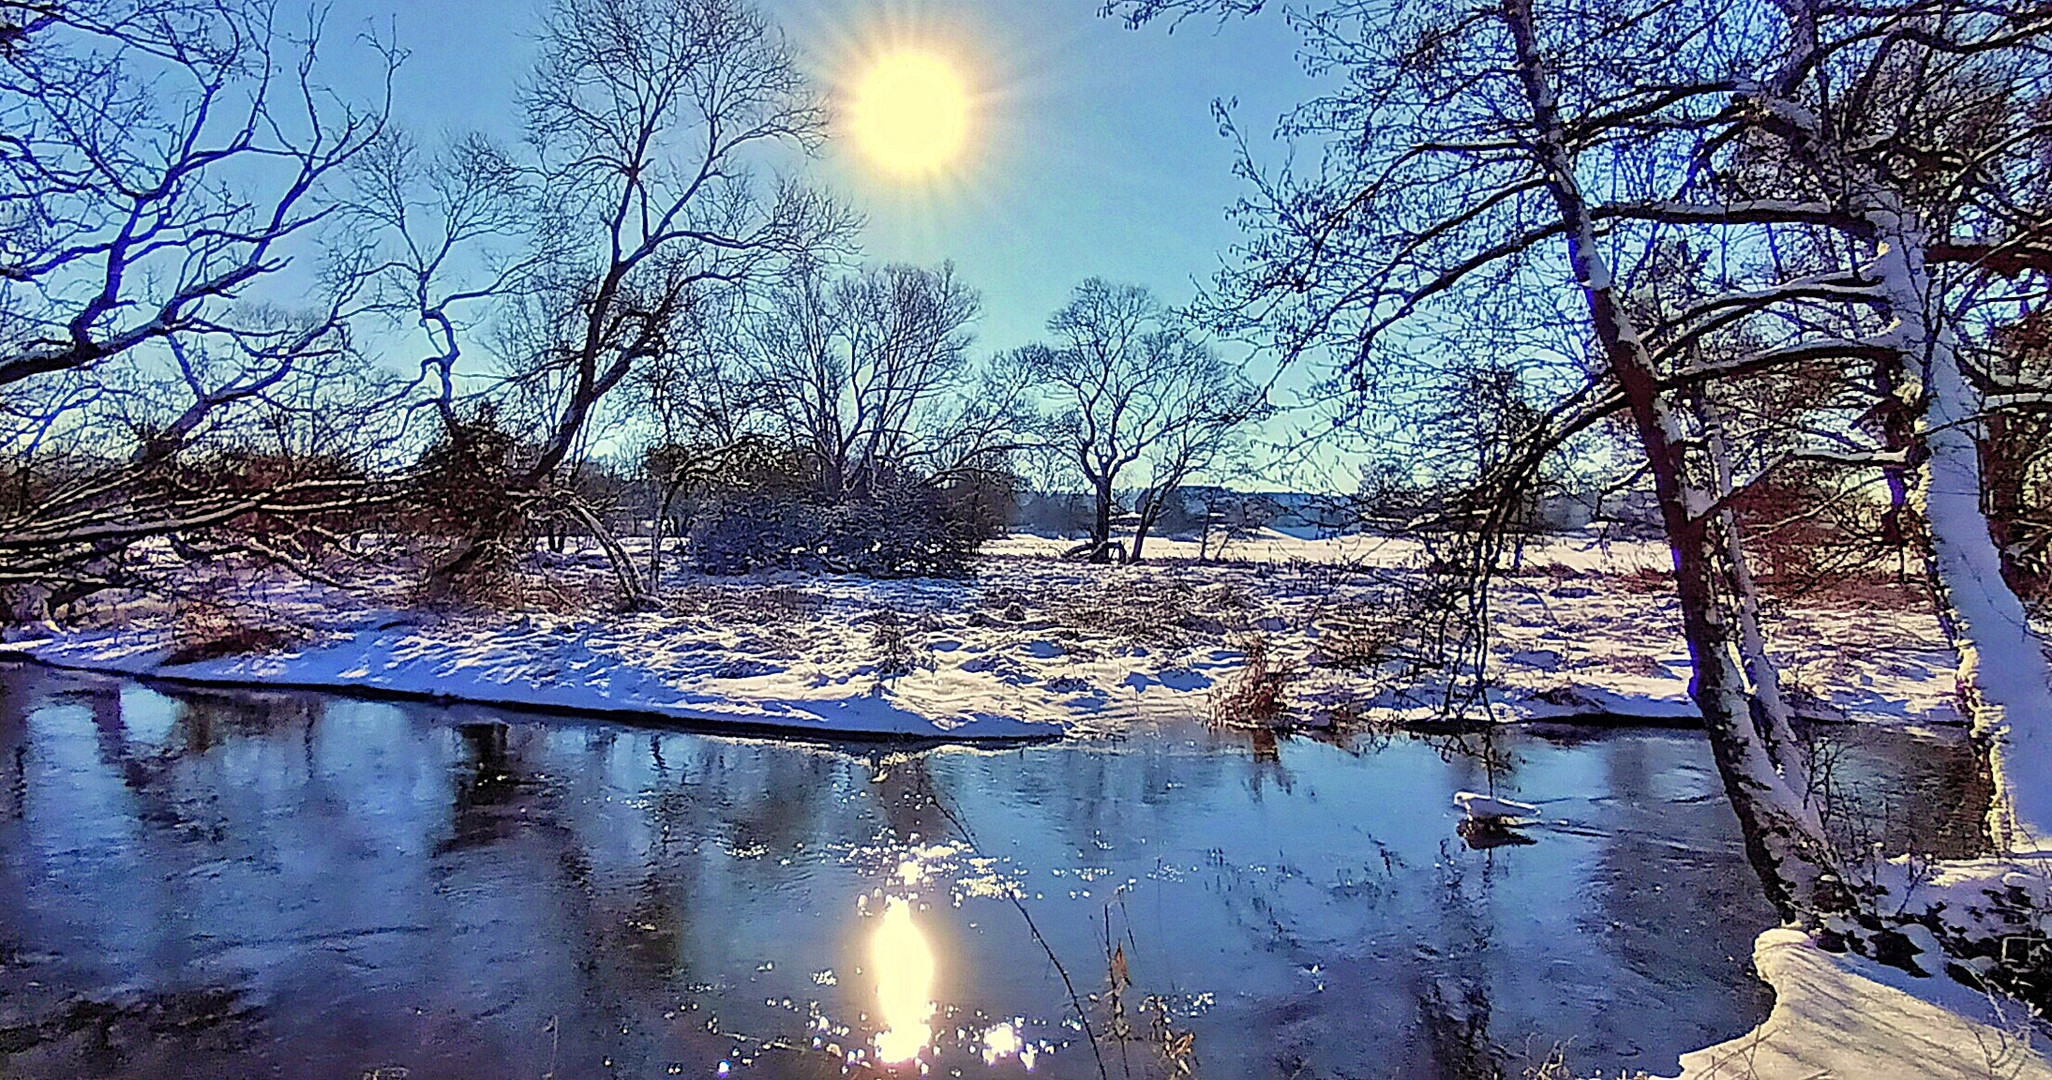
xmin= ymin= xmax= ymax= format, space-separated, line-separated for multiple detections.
xmin=14 ymin=620 xmax=1065 ymax=741
xmin=1675 ymin=927 xmax=2049 ymax=1080
xmin=4 ymin=534 xmax=1968 ymax=740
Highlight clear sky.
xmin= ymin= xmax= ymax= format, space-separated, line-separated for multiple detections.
xmin=322 ymin=0 xmax=1358 ymax=488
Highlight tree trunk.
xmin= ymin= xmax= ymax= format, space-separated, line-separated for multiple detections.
xmin=559 ymin=498 xmax=651 ymax=611
xmin=647 ymin=506 xmax=666 ymax=590
xmin=1090 ymin=481 xmax=1116 ymax=564
xmin=1128 ymin=490 xmax=1162 ymax=565
xmin=1503 ymin=0 xmax=1838 ymax=920
xmin=1699 ymin=396 xmax=1806 ymax=787
xmin=647 ymin=474 xmax=689 ymax=594
xmin=1868 ymin=204 xmax=2052 ymax=850
xmin=1982 ymin=412 xmax=2030 ymax=596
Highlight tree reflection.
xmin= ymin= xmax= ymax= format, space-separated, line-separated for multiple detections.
xmin=439 ymin=721 xmax=554 ymax=855
xmin=0 ymin=672 xmax=1890 ymax=1080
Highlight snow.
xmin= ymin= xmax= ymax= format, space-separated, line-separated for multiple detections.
xmin=1674 ymin=928 xmax=2050 ymax=1080
xmin=2 ymin=530 xmax=1970 ymax=741
xmin=17 ymin=619 xmax=1056 ymax=740
xmin=1452 ymin=791 xmax=1539 ymax=820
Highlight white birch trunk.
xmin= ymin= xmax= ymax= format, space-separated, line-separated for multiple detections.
xmin=1700 ymin=398 xmax=1810 ymax=800
xmin=1868 ymin=206 xmax=2052 ymax=850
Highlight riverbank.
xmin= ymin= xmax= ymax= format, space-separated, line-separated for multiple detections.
xmin=1676 ymin=927 xmax=2051 ymax=1079
xmin=3 ymin=531 xmax=1964 ymax=741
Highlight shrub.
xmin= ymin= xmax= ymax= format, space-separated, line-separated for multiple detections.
xmin=166 ymin=603 xmax=306 ymax=666
xmin=686 ymin=481 xmax=997 ymax=578
xmin=1209 ymin=633 xmax=1292 ymax=727
xmin=686 ymin=491 xmax=823 ymax=575
xmin=869 ymin=606 xmax=916 ymax=677
xmin=402 ymin=407 xmax=532 ymax=603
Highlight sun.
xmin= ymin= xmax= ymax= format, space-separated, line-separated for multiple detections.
xmin=849 ymin=51 xmax=970 ymax=177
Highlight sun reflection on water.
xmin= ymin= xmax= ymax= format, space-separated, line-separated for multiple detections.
xmin=870 ymin=897 xmax=936 ymax=1066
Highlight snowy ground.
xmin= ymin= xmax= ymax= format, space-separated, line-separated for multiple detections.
xmin=3 ymin=528 xmax=1963 ymax=741
xmin=1676 ymin=928 xmax=2050 ymax=1079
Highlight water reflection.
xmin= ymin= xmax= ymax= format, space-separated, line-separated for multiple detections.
xmin=0 ymin=662 xmax=1983 ymax=1080
xmin=870 ymin=897 xmax=936 ymax=1065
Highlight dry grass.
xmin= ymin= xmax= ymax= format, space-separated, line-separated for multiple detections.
xmin=1209 ymin=633 xmax=1292 ymax=727
xmin=1050 ymin=575 xmax=1252 ymax=646
xmin=1516 ymin=1041 xmax=1656 ymax=1080
xmin=1309 ymin=599 xmax=1409 ymax=670
xmin=868 ymin=606 xmax=915 ymax=677
xmin=665 ymin=583 xmax=823 ymax=623
xmin=1615 ymin=565 xmax=1676 ymax=594
xmin=165 ymin=602 xmax=306 ymax=666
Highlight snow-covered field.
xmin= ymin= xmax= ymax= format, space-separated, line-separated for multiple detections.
xmin=3 ymin=529 xmax=1963 ymax=741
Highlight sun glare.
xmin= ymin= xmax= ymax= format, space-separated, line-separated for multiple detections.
xmin=870 ymin=897 xmax=936 ymax=1065
xmin=850 ymin=51 xmax=970 ymax=177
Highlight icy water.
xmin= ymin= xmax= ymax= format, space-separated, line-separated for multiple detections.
xmin=0 ymin=664 xmax=1983 ymax=1080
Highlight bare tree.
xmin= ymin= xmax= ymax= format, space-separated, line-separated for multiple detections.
xmin=1116 ymin=0 xmax=2052 ymax=916
xmin=343 ymin=128 xmax=533 ymax=430
xmin=1010 ymin=279 xmax=1264 ymax=564
xmin=1761 ymin=0 xmax=2052 ymax=852
xmin=751 ymin=259 xmax=982 ymax=500
xmin=0 ymin=0 xmax=396 ymax=613
xmin=421 ymin=0 xmax=853 ymax=605
xmin=625 ymin=277 xmax=771 ymax=585
xmin=1114 ymin=0 xmax=1848 ymax=917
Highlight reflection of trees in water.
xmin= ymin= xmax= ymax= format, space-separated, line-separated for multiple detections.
xmin=168 ymin=689 xmax=323 ymax=757
xmin=1427 ymin=725 xmax=1521 ymax=799
xmin=0 ymin=665 xmax=32 ymax=822
xmin=1581 ymin=733 xmax=1777 ymax=1060
xmin=728 ymin=742 xmax=852 ymax=857
xmin=430 ymin=721 xmax=658 ymax=1075
xmin=1214 ymin=833 xmax=1510 ymax=1080
xmin=1809 ymin=726 xmax=1988 ymax=862
xmin=0 ymin=985 xmax=264 ymax=1077
xmin=0 ymin=677 xmax=316 ymax=1080
xmin=1412 ymin=843 xmax=1505 ymax=1080
xmin=439 ymin=722 xmax=555 ymax=855
xmin=1244 ymin=727 xmax=1293 ymax=797
xmin=868 ymin=749 xmax=955 ymax=846
xmin=970 ymin=735 xmax=1239 ymax=867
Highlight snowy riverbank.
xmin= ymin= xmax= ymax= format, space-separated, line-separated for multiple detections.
xmin=3 ymin=531 xmax=1965 ymax=741
xmin=1675 ymin=927 xmax=2050 ymax=1079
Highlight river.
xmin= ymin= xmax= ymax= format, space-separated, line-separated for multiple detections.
xmin=0 ymin=662 xmax=1982 ymax=1079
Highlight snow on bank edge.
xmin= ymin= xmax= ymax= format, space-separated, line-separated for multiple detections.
xmin=1675 ymin=927 xmax=2049 ymax=1080
xmin=6 ymin=623 xmax=1062 ymax=742
xmin=0 ymin=534 xmax=1971 ymax=739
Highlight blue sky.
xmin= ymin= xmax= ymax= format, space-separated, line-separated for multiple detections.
xmin=322 ymin=0 xmax=1357 ymax=487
